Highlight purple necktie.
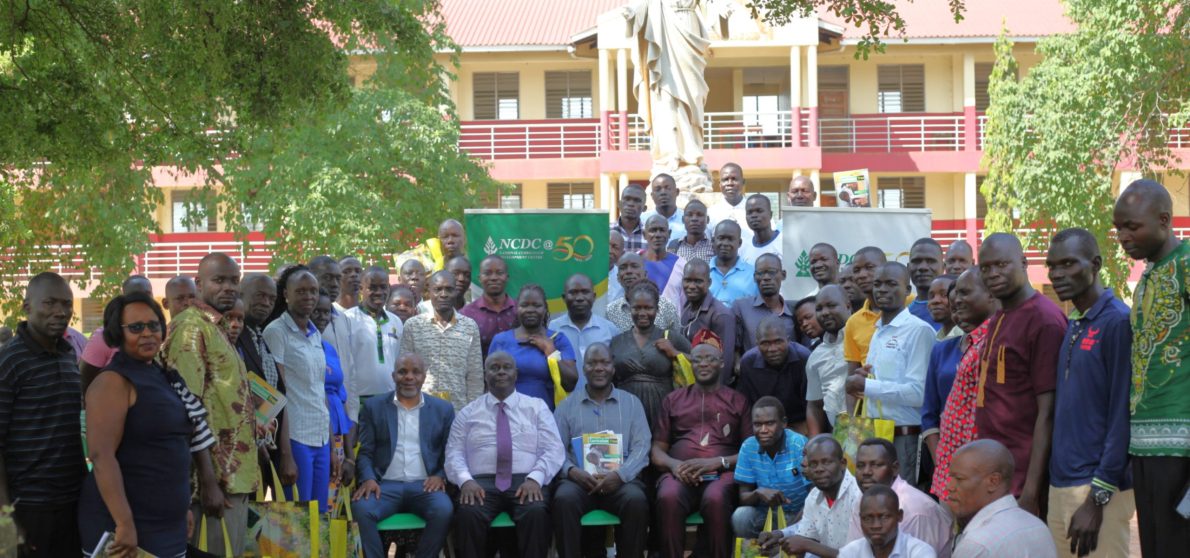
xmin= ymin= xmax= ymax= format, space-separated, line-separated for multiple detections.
xmin=495 ymin=401 xmax=512 ymax=491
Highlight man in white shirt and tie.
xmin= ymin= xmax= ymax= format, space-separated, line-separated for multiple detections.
xmin=446 ymin=351 xmax=565 ymax=558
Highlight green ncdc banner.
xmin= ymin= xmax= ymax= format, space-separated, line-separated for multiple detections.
xmin=464 ymin=209 xmax=610 ymax=314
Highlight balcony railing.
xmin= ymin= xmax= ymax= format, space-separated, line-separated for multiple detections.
xmin=820 ymin=113 xmax=965 ymax=153
xmin=141 ymin=236 xmax=275 ymax=277
xmin=458 ymin=119 xmax=601 ymax=160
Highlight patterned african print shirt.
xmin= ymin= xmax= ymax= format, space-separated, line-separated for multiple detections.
xmin=931 ymin=320 xmax=988 ymax=499
xmin=1129 ymin=240 xmax=1190 ymax=457
xmin=164 ymin=302 xmax=259 ymax=494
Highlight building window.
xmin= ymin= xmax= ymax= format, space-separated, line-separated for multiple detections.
xmin=481 ymin=184 xmax=523 ymax=209
xmin=241 ymin=204 xmax=265 ymax=232
xmin=548 ymin=183 xmax=595 ymax=209
xmin=877 ymin=65 xmax=925 ymax=113
xmin=171 ymin=190 xmax=216 ymax=233
xmin=876 ymin=176 xmax=925 ymax=209
xmin=974 ymin=63 xmax=994 ymax=111
xmin=742 ymin=67 xmax=790 ymax=135
xmin=545 ymin=71 xmax=593 ymax=119
xmin=474 ymin=72 xmax=519 ymax=120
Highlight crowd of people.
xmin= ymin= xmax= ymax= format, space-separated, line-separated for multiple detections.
xmin=0 ymin=164 xmax=1186 ymax=558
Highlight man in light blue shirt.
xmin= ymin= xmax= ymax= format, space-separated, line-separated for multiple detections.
xmin=550 ymin=274 xmax=617 ymax=390
xmin=845 ymin=262 xmax=935 ymax=485
xmin=640 ymin=173 xmax=686 ymax=242
xmin=709 ymin=220 xmax=758 ymax=306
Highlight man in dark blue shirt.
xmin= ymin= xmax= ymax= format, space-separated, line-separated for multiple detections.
xmin=1046 ymin=228 xmax=1134 ymax=558
xmin=907 ymin=238 xmax=945 ymax=331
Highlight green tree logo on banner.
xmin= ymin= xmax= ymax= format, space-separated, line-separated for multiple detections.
xmin=484 ymin=236 xmax=498 ymax=256
xmin=795 ymin=250 xmax=812 ymax=277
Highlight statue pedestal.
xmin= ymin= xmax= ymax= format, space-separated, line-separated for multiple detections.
xmin=666 ymin=164 xmax=713 ymax=208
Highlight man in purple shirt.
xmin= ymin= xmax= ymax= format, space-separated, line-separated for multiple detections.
xmin=652 ymin=342 xmax=753 ymax=558
xmin=460 ymin=255 xmax=518 ymax=358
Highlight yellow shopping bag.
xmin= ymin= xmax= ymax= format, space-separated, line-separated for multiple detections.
xmin=733 ymin=506 xmax=790 ymax=557
xmin=197 ymin=515 xmax=234 ymax=557
xmin=665 ymin=330 xmax=696 ymax=387
xmin=547 ymin=331 xmax=570 ymax=407
xmin=834 ymin=397 xmax=895 ymax=472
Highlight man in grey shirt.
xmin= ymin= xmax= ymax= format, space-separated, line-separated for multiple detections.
xmin=947 ymin=440 xmax=1056 ymax=557
xmin=552 ymin=342 xmax=651 ymax=558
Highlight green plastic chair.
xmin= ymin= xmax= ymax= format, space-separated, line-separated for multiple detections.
xmin=686 ymin=512 xmax=704 ymax=525
xmin=580 ymin=509 xmax=620 ymax=526
xmin=377 ymin=513 xmax=426 ymax=531
xmin=490 ymin=511 xmax=515 ymax=528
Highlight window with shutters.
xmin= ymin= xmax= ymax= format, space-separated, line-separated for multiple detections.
xmin=545 ymin=71 xmax=592 ymax=119
xmin=877 ymin=65 xmax=925 ymax=113
xmin=974 ymin=63 xmax=994 ymax=111
xmin=547 ymin=183 xmax=595 ymax=209
xmin=481 ymin=184 xmax=523 ymax=209
xmin=473 ymin=72 xmax=519 ymax=120
xmin=81 ymin=297 xmax=105 ymax=333
xmin=171 ymin=190 xmax=216 ymax=233
xmin=876 ymin=177 xmax=925 ymax=209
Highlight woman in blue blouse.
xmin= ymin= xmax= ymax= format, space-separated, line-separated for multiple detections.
xmin=311 ymin=290 xmax=352 ymax=487
xmin=488 ymin=283 xmax=578 ymax=409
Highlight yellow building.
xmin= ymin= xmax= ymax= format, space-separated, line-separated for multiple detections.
xmin=49 ymin=0 xmax=1190 ymax=329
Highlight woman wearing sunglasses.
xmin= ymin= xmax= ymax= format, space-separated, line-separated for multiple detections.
xmin=78 ymin=292 xmax=219 ymax=557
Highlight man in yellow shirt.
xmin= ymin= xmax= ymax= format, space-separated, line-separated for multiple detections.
xmin=843 ymin=246 xmax=888 ymax=372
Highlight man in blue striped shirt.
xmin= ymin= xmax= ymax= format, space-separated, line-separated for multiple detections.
xmin=733 ymin=396 xmax=813 ymax=538
xmin=0 ymin=272 xmax=86 ymax=557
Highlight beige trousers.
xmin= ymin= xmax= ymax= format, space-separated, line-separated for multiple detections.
xmin=1047 ymin=484 xmax=1135 ymax=558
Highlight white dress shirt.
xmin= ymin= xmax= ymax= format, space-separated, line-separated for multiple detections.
xmin=864 ymin=310 xmax=936 ymax=426
xmin=952 ymin=495 xmax=1056 ymax=558
xmin=806 ymin=329 xmax=849 ymax=426
xmin=445 ymin=391 xmax=565 ymax=488
xmin=383 ymin=395 xmax=429 ymax=482
xmin=838 ymin=529 xmax=937 ymax=558
xmin=782 ymin=470 xmax=864 ymax=551
xmin=707 ymin=197 xmax=754 ymax=243
xmin=849 ymin=477 xmax=954 ymax=557
xmin=263 ymin=313 xmax=330 ymax=447
xmin=344 ymin=306 xmax=403 ymax=420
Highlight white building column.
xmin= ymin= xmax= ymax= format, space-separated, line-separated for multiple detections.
xmin=790 ymin=46 xmax=802 ymax=146
xmin=810 ymin=169 xmax=822 ymax=207
xmin=806 ymin=45 xmax=818 ymax=148
xmin=598 ymin=48 xmax=611 ymax=113
xmin=617 ymin=49 xmax=629 ymax=112
xmin=964 ymin=172 xmax=979 ymax=245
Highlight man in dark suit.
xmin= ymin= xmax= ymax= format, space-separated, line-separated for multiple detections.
xmin=351 ymin=352 xmax=455 ymax=558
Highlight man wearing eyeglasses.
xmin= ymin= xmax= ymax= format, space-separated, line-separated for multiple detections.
xmin=732 ymin=253 xmax=798 ymax=356
xmin=163 ymin=253 xmax=259 ymax=556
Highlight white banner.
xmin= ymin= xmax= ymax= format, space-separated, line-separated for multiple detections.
xmin=780 ymin=207 xmax=932 ymax=301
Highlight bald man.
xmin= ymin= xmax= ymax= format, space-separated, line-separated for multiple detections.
xmin=351 ymin=353 xmax=455 ymax=558
xmin=163 ymin=253 xmax=257 ymax=555
xmin=843 ymin=246 xmax=889 ymax=370
xmin=787 ymin=175 xmax=817 ymax=207
xmin=806 ymin=285 xmax=854 ymax=435
xmin=437 ymin=219 xmax=466 ymax=267
xmin=0 ymin=272 xmax=85 ymax=556
xmin=975 ymin=234 xmax=1066 ymax=517
xmin=612 ymin=184 xmax=648 ymax=253
xmin=945 ymin=240 xmax=975 ymax=276
xmin=1113 ymin=178 xmax=1190 ymax=556
xmin=739 ymin=194 xmax=782 ymax=265
xmin=947 ymin=440 xmax=1055 ymax=557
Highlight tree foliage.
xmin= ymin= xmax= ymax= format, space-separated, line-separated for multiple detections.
xmin=0 ymin=0 xmax=493 ymax=318
xmin=748 ymin=0 xmax=965 ymax=57
xmin=982 ymin=0 xmax=1188 ymax=290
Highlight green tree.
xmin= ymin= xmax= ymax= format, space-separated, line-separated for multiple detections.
xmin=0 ymin=0 xmax=492 ymax=317
xmin=982 ymin=0 xmax=1188 ymax=290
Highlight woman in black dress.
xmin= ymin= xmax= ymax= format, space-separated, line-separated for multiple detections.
xmin=78 ymin=293 xmax=216 ymax=557
xmin=610 ymin=282 xmax=692 ymax=430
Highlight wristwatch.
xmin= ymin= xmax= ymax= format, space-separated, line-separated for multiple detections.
xmin=1091 ymin=486 xmax=1113 ymax=506
xmin=548 ymin=350 xmax=562 ymax=360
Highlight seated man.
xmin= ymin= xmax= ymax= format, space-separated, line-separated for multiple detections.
xmin=839 ymin=486 xmax=937 ymax=558
xmin=947 ymin=440 xmax=1056 ymax=557
xmin=445 ymin=351 xmax=565 ymax=558
xmin=652 ymin=342 xmax=752 ymax=558
xmin=351 ymin=354 xmax=455 ymax=558
xmin=759 ymin=436 xmax=863 ymax=558
xmin=732 ymin=396 xmax=812 ymax=539
xmin=851 ymin=439 xmax=953 ymax=556
xmin=552 ymin=343 xmax=651 ymax=558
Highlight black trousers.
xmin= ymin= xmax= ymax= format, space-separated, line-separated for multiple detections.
xmin=1134 ymin=456 xmax=1190 ymax=558
xmin=453 ymin=475 xmax=551 ymax=558
xmin=552 ymin=478 xmax=649 ymax=558
xmin=14 ymin=501 xmax=80 ymax=558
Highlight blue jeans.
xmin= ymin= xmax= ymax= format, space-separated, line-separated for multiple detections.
xmin=290 ymin=441 xmax=331 ymax=513
xmin=351 ymin=479 xmax=453 ymax=558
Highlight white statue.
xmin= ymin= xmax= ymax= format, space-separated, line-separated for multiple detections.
xmin=623 ymin=0 xmax=733 ymax=198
